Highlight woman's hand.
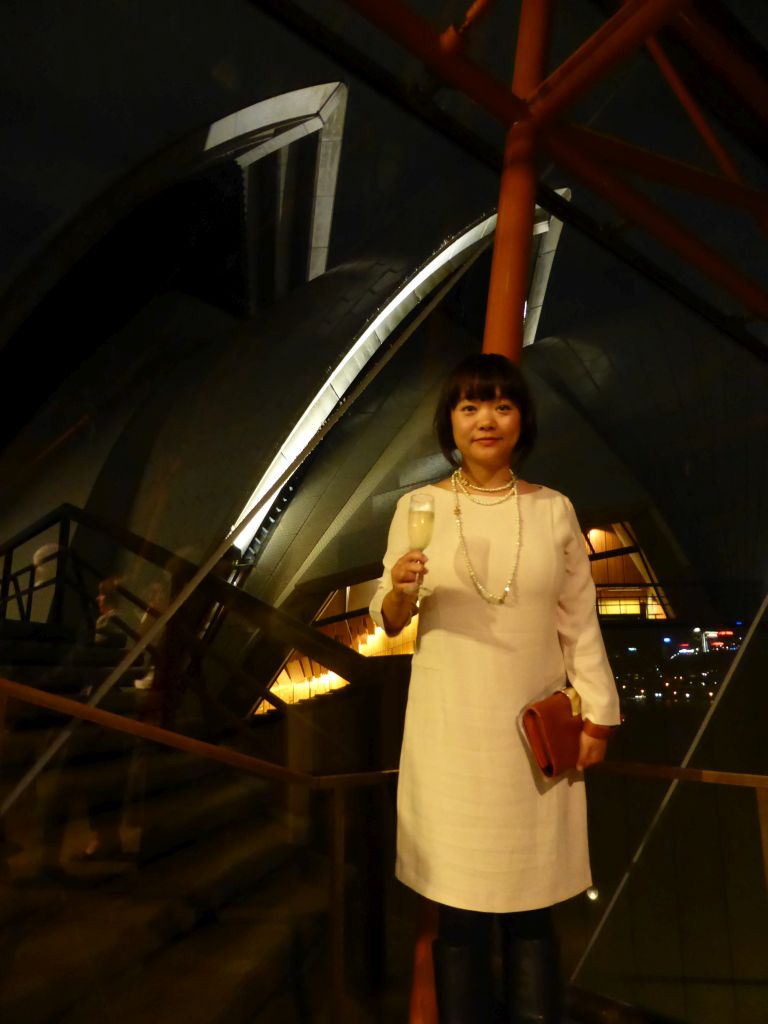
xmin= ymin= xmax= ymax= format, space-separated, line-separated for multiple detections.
xmin=381 ymin=551 xmax=429 ymax=636
xmin=576 ymin=730 xmax=608 ymax=771
xmin=390 ymin=549 xmax=429 ymax=594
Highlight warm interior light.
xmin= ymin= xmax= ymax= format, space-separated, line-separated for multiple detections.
xmin=255 ymin=603 xmax=420 ymax=713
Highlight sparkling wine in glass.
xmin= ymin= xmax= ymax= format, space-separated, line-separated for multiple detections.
xmin=405 ymin=492 xmax=434 ymax=593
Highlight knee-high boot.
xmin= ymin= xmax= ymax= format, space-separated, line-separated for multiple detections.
xmin=503 ymin=936 xmax=563 ymax=1024
xmin=432 ymin=939 xmax=493 ymax=1024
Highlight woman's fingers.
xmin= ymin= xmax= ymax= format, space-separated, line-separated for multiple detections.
xmin=576 ymin=731 xmax=607 ymax=771
xmin=392 ymin=551 xmax=428 ymax=590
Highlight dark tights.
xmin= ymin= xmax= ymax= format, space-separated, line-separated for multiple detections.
xmin=434 ymin=904 xmax=560 ymax=1022
xmin=438 ymin=903 xmax=554 ymax=948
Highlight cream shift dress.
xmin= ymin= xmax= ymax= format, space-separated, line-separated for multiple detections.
xmin=369 ymin=484 xmax=620 ymax=913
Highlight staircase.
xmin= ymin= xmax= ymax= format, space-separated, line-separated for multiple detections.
xmin=0 ymin=621 xmax=335 ymax=1024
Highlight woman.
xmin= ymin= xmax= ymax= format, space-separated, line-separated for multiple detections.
xmin=369 ymin=354 xmax=620 ymax=1023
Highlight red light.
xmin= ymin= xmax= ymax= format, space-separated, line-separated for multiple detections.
xmin=717 ymin=630 xmax=733 ymax=636
xmin=679 ymin=642 xmax=690 ymax=648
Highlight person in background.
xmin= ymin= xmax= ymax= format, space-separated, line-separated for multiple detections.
xmin=141 ymin=546 xmax=238 ymax=727
xmin=93 ymin=575 xmax=127 ymax=645
xmin=32 ymin=542 xmax=60 ymax=587
xmin=370 ymin=354 xmax=620 ymax=1023
xmin=133 ymin=579 xmax=170 ymax=690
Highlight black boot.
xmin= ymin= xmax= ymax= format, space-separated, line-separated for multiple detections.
xmin=503 ymin=937 xmax=562 ymax=1024
xmin=433 ymin=938 xmax=494 ymax=1024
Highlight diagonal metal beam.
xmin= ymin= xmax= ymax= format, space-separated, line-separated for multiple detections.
xmin=645 ymin=35 xmax=744 ymax=184
xmin=440 ymin=0 xmax=497 ymax=55
xmin=343 ymin=0 xmax=768 ymax=322
xmin=552 ymin=123 xmax=768 ymax=216
xmin=543 ymin=131 xmax=768 ymax=320
xmin=254 ymin=0 xmax=765 ymax=360
xmin=672 ymin=7 xmax=768 ymax=123
xmin=527 ymin=0 xmax=692 ymax=126
xmin=342 ymin=0 xmax=528 ymax=124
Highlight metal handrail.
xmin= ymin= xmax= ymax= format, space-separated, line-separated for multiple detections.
xmin=593 ymin=760 xmax=768 ymax=789
xmin=0 ymin=675 xmax=397 ymax=1018
xmin=2 ymin=673 xmax=765 ymax=1018
xmin=3 ymin=672 xmax=765 ymax=795
xmin=0 ymin=503 xmax=371 ymax=683
xmin=0 ymin=677 xmax=396 ymax=790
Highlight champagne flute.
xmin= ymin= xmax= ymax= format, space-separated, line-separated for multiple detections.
xmin=405 ymin=492 xmax=434 ymax=594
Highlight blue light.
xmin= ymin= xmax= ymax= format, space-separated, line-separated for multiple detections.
xmin=735 ymin=620 xmax=743 ymax=626
xmin=663 ymin=637 xmax=672 ymax=643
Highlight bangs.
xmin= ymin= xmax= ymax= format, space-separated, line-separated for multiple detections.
xmin=447 ymin=368 xmax=523 ymax=408
xmin=434 ymin=353 xmax=537 ymax=467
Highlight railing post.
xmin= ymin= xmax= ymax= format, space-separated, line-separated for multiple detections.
xmin=49 ymin=517 xmax=70 ymax=625
xmin=0 ymin=549 xmax=11 ymax=622
xmin=757 ymin=789 xmax=768 ymax=898
xmin=329 ymin=786 xmax=347 ymax=1020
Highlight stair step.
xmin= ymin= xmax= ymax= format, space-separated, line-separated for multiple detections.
xmin=58 ymin=855 xmax=329 ymax=1024
xmin=120 ymin=817 xmax=297 ymax=919
xmin=0 ymin=621 xmax=78 ymax=643
xmin=0 ymin=827 xmax=316 ymax=1024
xmin=0 ymin=688 xmax=149 ymax=774
xmin=134 ymin=771 xmax=273 ymax=863
xmin=0 ymin=640 xmax=131 ymax=666
xmin=1 ymin=742 xmax=225 ymax=820
xmin=1 ymin=662 xmax=144 ymax=690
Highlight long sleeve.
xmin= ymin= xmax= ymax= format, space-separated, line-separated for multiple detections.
xmin=369 ymin=495 xmax=411 ymax=634
xmin=556 ymin=498 xmax=621 ymax=726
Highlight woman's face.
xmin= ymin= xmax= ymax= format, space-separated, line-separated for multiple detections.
xmin=450 ymin=388 xmax=521 ymax=470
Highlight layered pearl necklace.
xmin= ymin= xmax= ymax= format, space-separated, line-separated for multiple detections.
xmin=451 ymin=469 xmax=522 ymax=605
xmin=454 ymin=468 xmax=516 ymax=505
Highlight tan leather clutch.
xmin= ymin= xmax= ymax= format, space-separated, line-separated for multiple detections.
xmin=522 ymin=686 xmax=583 ymax=778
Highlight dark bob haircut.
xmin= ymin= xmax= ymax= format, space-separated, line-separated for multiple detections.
xmin=434 ymin=353 xmax=537 ymax=468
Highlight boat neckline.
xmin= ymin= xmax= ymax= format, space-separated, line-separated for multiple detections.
xmin=424 ymin=482 xmax=546 ymax=496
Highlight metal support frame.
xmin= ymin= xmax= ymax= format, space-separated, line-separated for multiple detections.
xmin=440 ymin=0 xmax=497 ymax=55
xmin=526 ymin=0 xmax=692 ymax=128
xmin=645 ymin=35 xmax=744 ymax=185
xmin=342 ymin=0 xmax=768 ymax=324
xmin=672 ymin=8 xmax=768 ymax=122
xmin=552 ymin=123 xmax=768 ymax=215
xmin=483 ymin=0 xmax=553 ymax=359
xmin=543 ymin=131 xmax=768 ymax=319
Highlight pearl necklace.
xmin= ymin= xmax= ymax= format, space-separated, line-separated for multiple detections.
xmin=456 ymin=468 xmax=515 ymax=493
xmin=451 ymin=471 xmax=522 ymax=604
xmin=454 ymin=470 xmax=515 ymax=507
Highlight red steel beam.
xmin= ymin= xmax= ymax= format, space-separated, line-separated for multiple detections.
xmin=456 ymin=0 xmax=496 ymax=34
xmin=673 ymin=8 xmax=768 ymax=123
xmin=483 ymin=0 xmax=554 ymax=360
xmin=344 ymin=0 xmax=768 ymax=318
xmin=645 ymin=35 xmax=743 ymax=184
xmin=543 ymin=132 xmax=768 ymax=320
xmin=343 ymin=0 xmax=527 ymax=124
xmin=440 ymin=0 xmax=497 ymax=55
xmin=554 ymin=124 xmax=768 ymax=216
xmin=528 ymin=0 xmax=692 ymax=126
xmin=344 ymin=0 xmax=691 ymax=132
